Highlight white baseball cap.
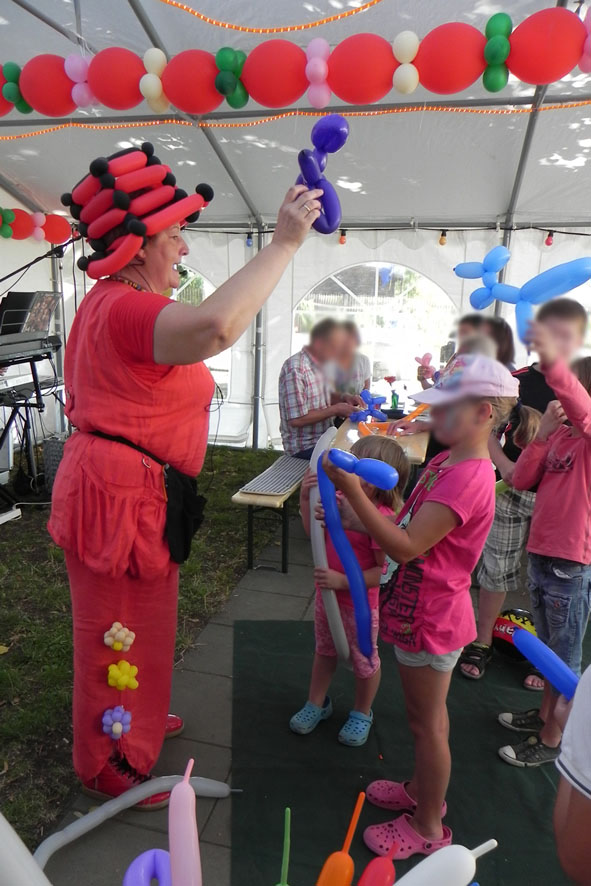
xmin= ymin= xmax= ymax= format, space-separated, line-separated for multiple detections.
xmin=410 ymin=354 xmax=519 ymax=406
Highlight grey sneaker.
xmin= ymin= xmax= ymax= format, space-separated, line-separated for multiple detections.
xmin=498 ymin=708 xmax=544 ymax=733
xmin=498 ymin=734 xmax=560 ymax=768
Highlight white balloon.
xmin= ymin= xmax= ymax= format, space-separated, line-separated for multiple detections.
xmin=139 ymin=72 xmax=163 ymax=100
xmin=147 ymin=94 xmax=170 ymax=114
xmin=309 ymin=428 xmax=352 ymax=668
xmin=0 ymin=813 xmax=55 ymax=885
xmin=143 ymin=46 xmax=167 ymax=75
xmin=393 ymin=63 xmax=419 ymax=95
xmin=392 ymin=30 xmax=420 ymax=64
xmin=396 ymin=841 xmax=498 ymax=886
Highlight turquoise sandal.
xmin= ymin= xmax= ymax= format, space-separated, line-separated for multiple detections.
xmin=289 ymin=696 xmax=333 ymax=735
xmin=338 ymin=710 xmax=373 ymax=747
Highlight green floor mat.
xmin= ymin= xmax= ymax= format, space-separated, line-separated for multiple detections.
xmin=232 ymin=620 xmax=575 ymax=886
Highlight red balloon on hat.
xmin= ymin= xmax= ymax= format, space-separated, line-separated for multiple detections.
xmin=161 ymin=50 xmax=223 ymax=114
xmin=19 ymin=54 xmax=76 ymax=116
xmin=241 ymin=40 xmax=308 ymax=108
xmin=415 ymin=23 xmax=486 ymax=94
xmin=507 ymin=7 xmax=586 ymax=85
xmin=327 ymin=33 xmax=397 ymax=104
xmin=87 ymin=48 xmax=144 ymax=110
xmin=43 ymin=214 xmax=72 ymax=244
xmin=10 ymin=208 xmax=35 ymax=240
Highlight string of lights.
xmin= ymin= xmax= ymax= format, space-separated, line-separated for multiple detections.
xmin=152 ymin=0 xmax=386 ymax=33
xmin=2 ymin=98 xmax=591 ymax=141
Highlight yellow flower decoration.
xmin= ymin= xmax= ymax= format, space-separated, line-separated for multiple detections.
xmin=107 ymin=660 xmax=139 ymax=690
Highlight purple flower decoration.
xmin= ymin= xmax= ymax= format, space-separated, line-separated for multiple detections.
xmin=102 ymin=705 xmax=132 ymax=740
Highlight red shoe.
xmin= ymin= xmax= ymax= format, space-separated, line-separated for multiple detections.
xmin=164 ymin=713 xmax=184 ymax=739
xmin=82 ymin=756 xmax=170 ymax=810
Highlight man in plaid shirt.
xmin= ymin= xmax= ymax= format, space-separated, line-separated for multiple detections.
xmin=279 ymin=319 xmax=355 ymax=458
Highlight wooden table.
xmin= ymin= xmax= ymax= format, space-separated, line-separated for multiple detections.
xmin=333 ymin=419 xmax=430 ymax=464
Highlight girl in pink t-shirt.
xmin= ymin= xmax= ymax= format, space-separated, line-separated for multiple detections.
xmin=292 ymin=436 xmax=410 ymax=747
xmin=324 ymin=354 xmax=519 ymax=860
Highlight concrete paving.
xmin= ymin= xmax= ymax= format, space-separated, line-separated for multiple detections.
xmin=43 ymin=517 xmax=315 ymax=886
xmin=40 ymin=511 xmax=529 ymax=886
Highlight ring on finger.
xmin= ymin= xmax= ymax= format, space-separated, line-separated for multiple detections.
xmin=302 ymin=202 xmax=312 ymax=214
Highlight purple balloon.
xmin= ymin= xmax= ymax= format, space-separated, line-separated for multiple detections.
xmin=123 ymin=849 xmax=172 ymax=886
xmin=311 ymin=114 xmax=349 ymax=153
xmin=296 ymin=114 xmax=349 ymax=235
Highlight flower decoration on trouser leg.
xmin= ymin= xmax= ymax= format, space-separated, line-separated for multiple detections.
xmin=104 ymin=621 xmax=136 ymax=653
xmin=102 ymin=705 xmax=132 ymax=739
xmin=108 ymin=660 xmax=139 ymax=690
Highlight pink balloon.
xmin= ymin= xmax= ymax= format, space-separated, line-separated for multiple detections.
xmin=585 ymin=35 xmax=591 ymax=54
xmin=169 ymin=759 xmax=202 ymax=886
xmin=65 ymin=53 xmax=90 ymax=83
xmin=306 ymin=37 xmax=331 ymax=61
xmin=579 ymin=52 xmax=591 ymax=73
xmin=307 ymin=83 xmax=331 ymax=109
xmin=32 ymin=226 xmax=45 ymax=241
xmin=72 ymin=82 xmax=95 ymax=107
xmin=305 ymin=57 xmax=328 ymax=84
xmin=32 ymin=212 xmax=45 ymax=226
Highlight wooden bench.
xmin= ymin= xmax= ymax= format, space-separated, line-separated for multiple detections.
xmin=232 ymin=454 xmax=309 ymax=573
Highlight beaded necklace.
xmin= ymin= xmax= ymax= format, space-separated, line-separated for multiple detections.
xmin=109 ymin=275 xmax=147 ymax=292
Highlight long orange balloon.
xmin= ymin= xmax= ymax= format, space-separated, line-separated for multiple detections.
xmin=316 ymin=792 xmax=366 ymax=886
xmin=358 ymin=403 xmax=428 ymax=438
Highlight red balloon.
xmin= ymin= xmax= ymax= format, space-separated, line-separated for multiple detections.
xmin=10 ymin=208 xmax=34 ymax=240
xmin=0 ymin=70 xmax=12 ymax=117
xmin=327 ymin=34 xmax=397 ymax=104
xmin=161 ymin=50 xmax=223 ymax=114
xmin=87 ymin=48 xmax=144 ymax=110
xmin=415 ymin=23 xmax=486 ymax=94
xmin=241 ymin=40 xmax=307 ymax=108
xmin=507 ymin=8 xmax=586 ymax=85
xmin=20 ymin=54 xmax=76 ymax=116
xmin=43 ymin=214 xmax=72 ymax=244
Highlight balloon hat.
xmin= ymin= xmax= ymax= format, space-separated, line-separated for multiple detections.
xmin=61 ymin=142 xmax=214 ymax=280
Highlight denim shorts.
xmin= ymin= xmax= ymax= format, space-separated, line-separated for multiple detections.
xmin=394 ymin=646 xmax=462 ymax=672
xmin=527 ymin=553 xmax=591 ymax=678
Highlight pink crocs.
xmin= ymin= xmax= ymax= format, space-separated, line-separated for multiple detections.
xmin=363 ymin=812 xmax=453 ymax=859
xmin=366 ymin=780 xmax=447 ymax=816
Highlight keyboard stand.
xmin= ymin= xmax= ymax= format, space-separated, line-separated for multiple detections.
xmin=0 ymin=361 xmax=45 ymax=513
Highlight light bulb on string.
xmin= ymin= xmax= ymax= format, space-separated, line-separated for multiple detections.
xmin=339 ymin=228 xmax=347 ymax=245
xmin=246 ymin=231 xmax=253 ymax=247
xmin=545 ymin=230 xmax=554 ymax=247
xmin=439 ymin=229 xmax=447 ymax=246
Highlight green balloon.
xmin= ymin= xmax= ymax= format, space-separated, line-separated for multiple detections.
xmin=226 ymin=81 xmax=249 ymax=110
xmin=215 ymin=70 xmax=238 ymax=97
xmin=2 ymin=61 xmax=21 ymax=84
xmin=483 ymin=63 xmax=509 ymax=93
xmin=234 ymin=50 xmax=247 ymax=77
xmin=0 ymin=223 xmax=13 ymax=239
xmin=2 ymin=208 xmax=15 ymax=224
xmin=484 ymin=34 xmax=510 ymax=65
xmin=2 ymin=81 xmax=20 ymax=104
xmin=485 ymin=12 xmax=512 ymax=39
xmin=15 ymin=97 xmax=33 ymax=114
xmin=216 ymin=47 xmax=237 ymax=73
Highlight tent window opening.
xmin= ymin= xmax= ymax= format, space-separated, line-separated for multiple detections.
xmin=293 ymin=261 xmax=457 ymax=402
xmin=174 ymin=265 xmax=229 ymax=398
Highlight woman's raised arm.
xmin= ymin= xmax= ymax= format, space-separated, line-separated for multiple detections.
xmin=153 ymin=185 xmax=322 ymax=365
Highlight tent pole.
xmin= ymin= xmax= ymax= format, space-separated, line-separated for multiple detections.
xmin=50 ymin=253 xmax=66 ymax=432
xmin=495 ymin=0 xmax=566 ymax=317
xmin=126 ymin=0 xmax=168 ymax=53
xmin=0 ymin=171 xmax=43 ymax=212
xmin=9 ymin=0 xmax=97 ymax=52
xmin=252 ymin=228 xmax=265 ymax=450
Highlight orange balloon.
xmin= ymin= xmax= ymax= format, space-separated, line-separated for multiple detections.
xmin=316 ymin=852 xmax=354 ymax=886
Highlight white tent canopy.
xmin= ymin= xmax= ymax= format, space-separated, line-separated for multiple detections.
xmin=2 ymin=0 xmax=591 ymax=447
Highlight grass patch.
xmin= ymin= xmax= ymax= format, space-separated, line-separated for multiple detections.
xmin=0 ymin=445 xmax=280 ymax=848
